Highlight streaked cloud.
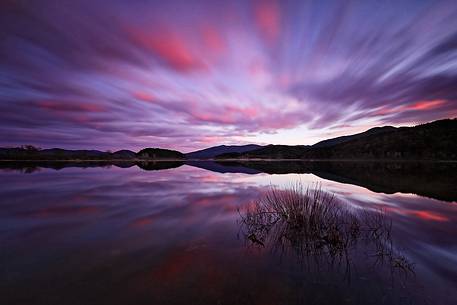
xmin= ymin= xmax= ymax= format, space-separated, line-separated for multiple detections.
xmin=0 ymin=0 xmax=456 ymax=151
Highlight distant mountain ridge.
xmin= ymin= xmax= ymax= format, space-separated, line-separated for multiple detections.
xmin=216 ymin=145 xmax=309 ymax=159
xmin=0 ymin=147 xmax=183 ymax=160
xmin=215 ymin=119 xmax=457 ymax=160
xmin=185 ymin=144 xmax=263 ymax=159
xmin=312 ymin=126 xmax=397 ymax=148
xmin=1 ymin=118 xmax=456 ymax=161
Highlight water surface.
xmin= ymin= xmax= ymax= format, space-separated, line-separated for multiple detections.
xmin=1 ymin=161 xmax=456 ymax=305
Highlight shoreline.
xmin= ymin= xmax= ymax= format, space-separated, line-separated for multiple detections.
xmin=0 ymin=159 xmax=456 ymax=163
xmin=211 ymin=158 xmax=457 ymax=163
xmin=0 ymin=159 xmax=184 ymax=162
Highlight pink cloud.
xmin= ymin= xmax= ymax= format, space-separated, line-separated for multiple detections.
xmin=199 ymin=136 xmax=225 ymax=144
xmin=225 ymin=105 xmax=258 ymax=119
xmin=128 ymin=27 xmax=206 ymax=72
xmin=36 ymin=100 xmax=105 ymax=112
xmin=133 ymin=91 xmax=155 ymax=103
xmin=184 ymin=101 xmax=307 ymax=133
xmin=403 ymin=99 xmax=446 ymax=111
xmin=374 ymin=100 xmax=446 ymax=117
xmin=254 ymin=0 xmax=281 ymax=44
xmin=374 ymin=106 xmax=396 ymax=116
xmin=201 ymin=25 xmax=226 ymax=57
xmin=191 ymin=111 xmax=236 ymax=124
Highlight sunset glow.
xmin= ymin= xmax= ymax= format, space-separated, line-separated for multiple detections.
xmin=1 ymin=0 xmax=456 ymax=151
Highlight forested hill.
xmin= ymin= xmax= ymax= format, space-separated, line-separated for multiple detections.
xmin=216 ymin=119 xmax=457 ymax=160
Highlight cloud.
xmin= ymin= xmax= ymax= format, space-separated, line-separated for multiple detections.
xmin=35 ymin=100 xmax=105 ymax=113
xmin=200 ymin=25 xmax=226 ymax=57
xmin=133 ymin=91 xmax=155 ymax=103
xmin=403 ymin=100 xmax=446 ymax=111
xmin=127 ymin=26 xmax=207 ymax=72
xmin=253 ymin=0 xmax=281 ymax=44
xmin=0 ymin=0 xmax=456 ymax=150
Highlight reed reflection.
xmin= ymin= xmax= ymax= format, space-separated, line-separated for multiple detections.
xmin=239 ymin=183 xmax=416 ymax=288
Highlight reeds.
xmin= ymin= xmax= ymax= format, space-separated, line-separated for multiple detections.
xmin=239 ymin=182 xmax=414 ymax=276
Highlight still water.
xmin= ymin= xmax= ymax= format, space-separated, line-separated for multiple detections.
xmin=1 ymin=161 xmax=456 ymax=305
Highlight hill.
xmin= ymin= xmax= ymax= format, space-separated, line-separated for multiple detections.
xmin=137 ymin=148 xmax=184 ymax=160
xmin=302 ymin=119 xmax=457 ymax=160
xmin=185 ymin=144 xmax=263 ymax=159
xmin=216 ymin=145 xmax=309 ymax=159
xmin=112 ymin=150 xmax=137 ymax=159
xmin=216 ymin=119 xmax=457 ymax=160
xmin=0 ymin=146 xmax=183 ymax=160
xmin=0 ymin=147 xmax=112 ymax=160
xmin=312 ymin=126 xmax=397 ymax=148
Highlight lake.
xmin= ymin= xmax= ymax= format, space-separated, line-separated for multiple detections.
xmin=1 ymin=161 xmax=457 ymax=305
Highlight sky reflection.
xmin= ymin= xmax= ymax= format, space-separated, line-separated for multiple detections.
xmin=1 ymin=165 xmax=457 ymax=304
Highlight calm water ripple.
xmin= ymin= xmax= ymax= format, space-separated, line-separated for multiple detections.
xmin=1 ymin=162 xmax=456 ymax=305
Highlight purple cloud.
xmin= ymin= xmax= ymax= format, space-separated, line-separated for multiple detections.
xmin=1 ymin=0 xmax=456 ymax=151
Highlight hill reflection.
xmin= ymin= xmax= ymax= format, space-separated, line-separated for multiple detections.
xmin=215 ymin=161 xmax=457 ymax=202
xmin=1 ymin=160 xmax=456 ymax=201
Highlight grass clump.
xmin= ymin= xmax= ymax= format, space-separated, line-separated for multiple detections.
xmin=239 ymin=182 xmax=414 ymax=276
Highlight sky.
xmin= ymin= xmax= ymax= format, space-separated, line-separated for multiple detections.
xmin=1 ymin=0 xmax=457 ymax=152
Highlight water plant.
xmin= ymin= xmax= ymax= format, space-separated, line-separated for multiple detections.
xmin=239 ymin=182 xmax=414 ymax=276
